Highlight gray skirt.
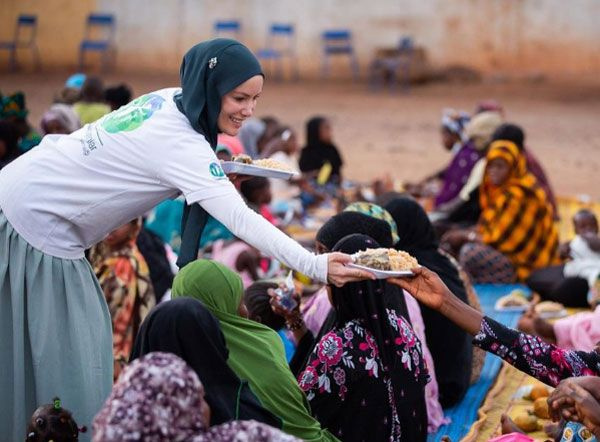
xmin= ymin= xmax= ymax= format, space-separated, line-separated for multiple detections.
xmin=0 ymin=210 xmax=113 ymax=441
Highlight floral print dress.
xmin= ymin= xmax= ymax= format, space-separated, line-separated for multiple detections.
xmin=298 ymin=309 xmax=429 ymax=442
xmin=474 ymin=316 xmax=600 ymax=386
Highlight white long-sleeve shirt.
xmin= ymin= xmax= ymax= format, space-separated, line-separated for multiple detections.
xmin=0 ymin=87 xmax=328 ymax=282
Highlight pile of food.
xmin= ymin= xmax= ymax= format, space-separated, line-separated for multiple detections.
xmin=496 ymin=290 xmax=530 ymax=309
xmin=231 ymin=155 xmax=293 ymax=172
xmin=353 ymin=248 xmax=418 ymax=271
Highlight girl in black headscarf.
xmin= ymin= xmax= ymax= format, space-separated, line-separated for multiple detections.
xmin=130 ymin=297 xmax=281 ymax=428
xmin=298 ymin=116 xmax=343 ymax=185
xmin=298 ymin=234 xmax=428 ymax=442
xmin=385 ymin=197 xmax=475 ymax=407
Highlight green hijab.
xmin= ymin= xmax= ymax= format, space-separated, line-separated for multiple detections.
xmin=172 ymin=260 xmax=338 ymax=442
xmin=174 ymin=39 xmax=263 ymax=269
xmin=174 ymin=38 xmax=263 ymax=148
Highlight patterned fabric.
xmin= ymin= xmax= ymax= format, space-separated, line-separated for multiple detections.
xmin=343 ymin=202 xmax=400 ymax=244
xmin=435 ymin=142 xmax=483 ymax=207
xmin=0 ymin=91 xmax=28 ymax=118
xmin=299 ymin=309 xmax=428 ymax=441
xmin=91 ymin=241 xmax=155 ymax=380
xmin=479 ymin=140 xmax=560 ymax=280
xmin=18 ymin=129 xmax=42 ymax=152
xmin=92 ymin=352 xmax=298 ymax=442
xmin=473 ymin=316 xmax=600 ymax=387
xmin=459 ymin=242 xmax=517 ymax=284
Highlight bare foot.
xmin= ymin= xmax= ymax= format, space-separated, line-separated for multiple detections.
xmin=501 ymin=414 xmax=525 ymax=435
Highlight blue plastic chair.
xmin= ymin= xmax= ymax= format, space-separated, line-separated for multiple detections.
xmin=256 ymin=23 xmax=299 ymax=81
xmin=321 ymin=29 xmax=359 ymax=80
xmin=79 ymin=13 xmax=116 ymax=71
xmin=369 ymin=36 xmax=414 ymax=93
xmin=0 ymin=15 xmax=40 ymax=71
xmin=214 ymin=20 xmax=241 ymax=39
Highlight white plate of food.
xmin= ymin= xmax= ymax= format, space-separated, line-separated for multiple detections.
xmin=534 ymin=301 xmax=568 ymax=320
xmin=495 ymin=290 xmax=530 ymax=312
xmin=348 ymin=248 xmax=419 ymax=279
xmin=222 ymin=155 xmax=299 ymax=180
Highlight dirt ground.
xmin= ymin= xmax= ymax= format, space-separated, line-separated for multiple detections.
xmin=2 ymin=71 xmax=600 ymax=199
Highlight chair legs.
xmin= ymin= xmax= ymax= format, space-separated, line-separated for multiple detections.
xmin=8 ymin=47 xmax=17 ymax=71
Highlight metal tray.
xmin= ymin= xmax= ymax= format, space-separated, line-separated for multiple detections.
xmin=221 ymin=162 xmax=298 ymax=180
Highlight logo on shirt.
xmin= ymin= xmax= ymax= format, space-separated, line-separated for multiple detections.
xmin=100 ymin=94 xmax=165 ymax=134
xmin=209 ymin=162 xmax=226 ymax=179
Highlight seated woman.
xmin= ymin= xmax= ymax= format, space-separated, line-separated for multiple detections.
xmin=386 ymin=196 xmax=485 ymax=406
xmin=89 ymin=218 xmax=155 ymax=380
xmin=93 ymin=352 xmax=299 ymax=441
xmin=299 ymin=234 xmax=428 ymax=441
xmin=442 ymin=140 xmax=560 ymax=283
xmin=299 ymin=116 xmax=344 ymax=187
xmin=130 ymin=297 xmax=281 ymax=427
xmin=171 ymin=260 xmax=338 ymax=442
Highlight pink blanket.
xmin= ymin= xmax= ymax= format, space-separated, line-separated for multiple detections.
xmin=554 ymin=306 xmax=600 ymax=352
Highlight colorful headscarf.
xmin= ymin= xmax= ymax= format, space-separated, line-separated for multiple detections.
xmin=0 ymin=91 xmax=28 ymax=119
xmin=343 ymin=202 xmax=400 ymax=244
xmin=441 ymin=108 xmax=470 ymax=142
xmin=90 ymin=239 xmax=155 ymax=381
xmin=479 ymin=140 xmax=559 ymax=280
xmin=93 ymin=352 xmax=298 ymax=442
xmin=172 ymin=260 xmax=337 ymax=442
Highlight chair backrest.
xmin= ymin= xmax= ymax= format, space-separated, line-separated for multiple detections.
xmin=398 ymin=36 xmax=414 ymax=52
xmin=84 ymin=13 xmax=116 ymax=43
xmin=15 ymin=14 xmax=37 ymax=45
xmin=266 ymin=23 xmax=295 ymax=54
xmin=214 ymin=20 xmax=241 ymax=38
xmin=322 ymin=29 xmax=353 ymax=52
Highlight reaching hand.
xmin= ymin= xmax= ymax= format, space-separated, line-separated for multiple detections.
xmin=388 ymin=266 xmax=451 ymax=311
xmin=549 ymin=377 xmax=600 ymax=433
xmin=326 ymin=253 xmax=375 ymax=287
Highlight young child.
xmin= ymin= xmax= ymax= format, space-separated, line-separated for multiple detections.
xmin=72 ymin=76 xmax=111 ymax=124
xmin=240 ymin=176 xmax=277 ymax=225
xmin=563 ymin=209 xmax=600 ymax=305
xmin=89 ymin=218 xmax=155 ymax=380
xmin=26 ymin=397 xmax=85 ymax=442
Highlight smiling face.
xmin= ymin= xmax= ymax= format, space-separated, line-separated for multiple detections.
xmin=487 ymin=157 xmax=512 ymax=187
xmin=217 ymin=75 xmax=263 ymax=136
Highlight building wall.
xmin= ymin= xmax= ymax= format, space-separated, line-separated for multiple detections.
xmin=1 ymin=0 xmax=599 ymax=76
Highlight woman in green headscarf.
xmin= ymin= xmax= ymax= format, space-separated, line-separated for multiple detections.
xmin=0 ymin=39 xmax=370 ymax=441
xmin=172 ymin=260 xmax=338 ymax=442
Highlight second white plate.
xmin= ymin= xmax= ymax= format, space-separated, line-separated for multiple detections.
xmin=347 ymin=262 xmax=415 ymax=279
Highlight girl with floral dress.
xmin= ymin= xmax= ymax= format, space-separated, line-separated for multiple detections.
xmin=298 ymin=234 xmax=429 ymax=442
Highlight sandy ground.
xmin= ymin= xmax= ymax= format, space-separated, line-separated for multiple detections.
xmin=2 ymin=71 xmax=600 ymax=199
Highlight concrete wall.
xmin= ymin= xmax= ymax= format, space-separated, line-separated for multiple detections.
xmin=1 ymin=0 xmax=599 ymax=76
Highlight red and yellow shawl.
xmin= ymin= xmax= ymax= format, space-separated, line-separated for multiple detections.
xmin=479 ymin=140 xmax=560 ymax=280
xmin=91 ymin=241 xmax=155 ymax=381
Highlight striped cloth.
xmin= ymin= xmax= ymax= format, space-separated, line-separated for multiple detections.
xmin=479 ymin=140 xmax=560 ymax=281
